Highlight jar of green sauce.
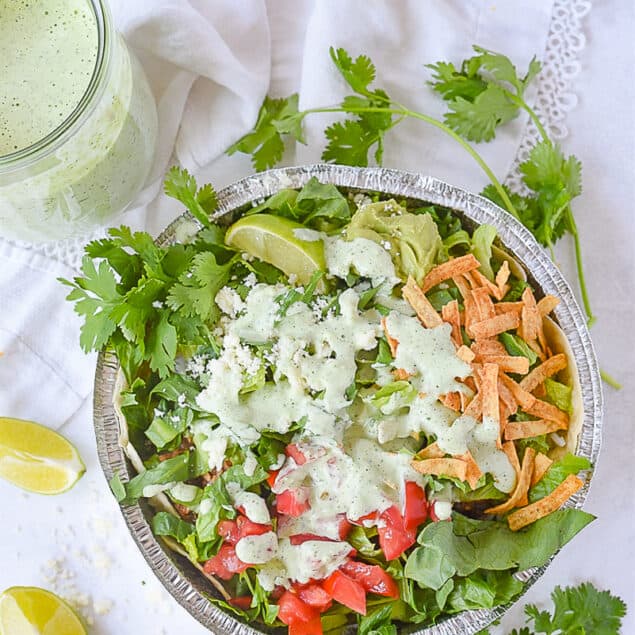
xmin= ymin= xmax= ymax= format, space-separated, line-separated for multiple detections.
xmin=0 ymin=0 xmax=158 ymax=242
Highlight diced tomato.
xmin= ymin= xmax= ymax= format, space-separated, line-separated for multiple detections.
xmin=217 ymin=519 xmax=240 ymax=545
xmin=270 ymin=585 xmax=285 ymax=601
xmin=237 ymin=515 xmax=272 ymax=539
xmin=297 ymin=584 xmax=333 ymax=612
xmin=278 ymin=591 xmax=318 ymax=625
xmin=340 ymin=561 xmax=399 ymax=599
xmin=336 ymin=514 xmax=352 ymax=539
xmin=377 ymin=505 xmax=416 ymax=561
xmin=203 ymin=544 xmax=249 ymax=580
xmin=229 ymin=596 xmax=253 ymax=609
xmin=404 ymin=481 xmax=428 ymax=531
xmin=286 ymin=443 xmax=307 ymax=465
xmin=321 ymin=571 xmax=366 ymax=615
xmin=289 ymin=614 xmax=323 ymax=635
xmin=267 ymin=470 xmax=279 ymax=487
xmin=277 ymin=488 xmax=311 ymax=516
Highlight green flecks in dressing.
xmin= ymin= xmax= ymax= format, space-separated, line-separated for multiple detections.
xmin=0 ymin=0 xmax=97 ymax=154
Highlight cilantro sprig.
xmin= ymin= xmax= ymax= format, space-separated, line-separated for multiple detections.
xmin=228 ymin=46 xmax=596 ymax=332
xmin=478 ymin=581 xmax=627 ymax=635
xmin=61 ymin=168 xmax=236 ymax=380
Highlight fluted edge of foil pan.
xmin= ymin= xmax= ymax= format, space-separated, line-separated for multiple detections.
xmin=94 ymin=164 xmax=603 ymax=635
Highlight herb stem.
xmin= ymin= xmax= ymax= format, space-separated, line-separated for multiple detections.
xmin=303 ymin=105 xmax=520 ymax=220
xmin=565 ymin=206 xmax=595 ymax=327
xmin=600 ymin=370 xmax=622 ymax=390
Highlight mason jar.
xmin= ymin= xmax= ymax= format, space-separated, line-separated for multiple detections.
xmin=0 ymin=0 xmax=158 ymax=242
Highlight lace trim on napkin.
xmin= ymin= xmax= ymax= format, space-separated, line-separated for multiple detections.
xmin=3 ymin=0 xmax=592 ymax=271
xmin=506 ymin=0 xmax=592 ymax=190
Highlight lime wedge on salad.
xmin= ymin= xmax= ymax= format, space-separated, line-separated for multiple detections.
xmin=0 ymin=417 xmax=85 ymax=494
xmin=0 ymin=587 xmax=86 ymax=635
xmin=225 ymin=213 xmax=325 ymax=284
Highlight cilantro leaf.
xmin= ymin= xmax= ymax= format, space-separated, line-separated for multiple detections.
xmin=329 ymin=47 xmax=377 ymax=95
xmin=323 ymin=119 xmax=379 ymax=166
xmin=166 ymin=252 xmax=234 ymax=323
xmin=227 ymin=94 xmax=304 ymax=171
xmin=524 ymin=583 xmax=627 ymax=634
xmin=164 ymin=167 xmax=218 ymax=227
xmin=444 ymin=84 xmax=519 ymax=142
xmin=61 ymin=257 xmax=121 ymax=352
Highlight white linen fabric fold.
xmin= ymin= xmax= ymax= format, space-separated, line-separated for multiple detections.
xmin=0 ymin=0 xmax=555 ymax=433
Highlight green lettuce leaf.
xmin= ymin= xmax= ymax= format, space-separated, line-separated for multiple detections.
xmin=471 ymin=224 xmax=497 ymax=280
xmin=528 ymin=453 xmax=591 ymax=503
xmin=543 ymin=377 xmax=573 ymax=415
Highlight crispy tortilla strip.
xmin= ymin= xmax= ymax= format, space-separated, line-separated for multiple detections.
xmin=440 ymin=392 xmax=462 ymax=411
xmin=480 ymin=355 xmax=530 ymax=375
xmin=416 ymin=442 xmax=445 ymax=460
xmin=537 ymin=294 xmax=560 ymax=317
xmin=471 ymin=338 xmax=507 ymax=357
xmin=528 ymin=338 xmax=547 ymax=362
xmin=496 ymin=260 xmax=510 ymax=292
xmin=519 ymin=287 xmax=542 ymax=346
xmin=381 ymin=317 xmax=399 ymax=357
xmin=531 ymin=452 xmax=554 ymax=487
xmin=526 ymin=398 xmax=569 ymax=428
xmin=403 ymin=276 xmax=443 ymax=328
xmin=392 ymin=368 xmax=411 ymax=380
xmin=411 ymin=457 xmax=468 ymax=482
xmin=480 ymin=363 xmax=500 ymax=422
xmin=495 ymin=301 xmax=524 ymax=315
xmin=504 ymin=419 xmax=566 ymax=441
xmin=499 ymin=373 xmax=536 ymax=410
xmin=442 ymin=299 xmax=463 ymax=347
xmin=463 ymin=291 xmax=478 ymax=335
xmin=464 ymin=391 xmax=482 ymax=419
xmin=457 ymin=450 xmax=483 ymax=489
xmin=452 ymin=275 xmax=472 ymax=299
xmin=498 ymin=377 xmax=518 ymax=418
xmin=485 ymin=447 xmax=535 ymax=514
xmin=507 ymin=474 xmax=584 ymax=531
xmin=502 ymin=440 xmax=521 ymax=476
xmin=472 ymin=287 xmax=496 ymax=321
xmin=421 ymin=254 xmax=481 ymax=292
xmin=470 ymin=312 xmax=520 ymax=340
xmin=469 ymin=269 xmax=506 ymax=300
xmin=520 ymin=353 xmax=567 ymax=392
xmin=456 ymin=345 xmax=475 ymax=363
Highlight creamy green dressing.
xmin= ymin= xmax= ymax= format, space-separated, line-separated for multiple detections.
xmin=0 ymin=0 xmax=97 ymax=154
xmin=192 ymin=230 xmax=518 ymax=584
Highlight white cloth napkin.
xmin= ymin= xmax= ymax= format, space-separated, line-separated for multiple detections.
xmin=0 ymin=0 xmax=555 ymax=431
xmin=0 ymin=242 xmax=96 ymax=429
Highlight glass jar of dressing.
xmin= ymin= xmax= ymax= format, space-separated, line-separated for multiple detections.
xmin=0 ymin=0 xmax=158 ymax=242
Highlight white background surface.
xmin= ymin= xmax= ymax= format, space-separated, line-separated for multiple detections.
xmin=1 ymin=1 xmax=634 ymax=633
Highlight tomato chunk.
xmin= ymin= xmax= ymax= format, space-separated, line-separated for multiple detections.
xmin=203 ymin=544 xmax=249 ymax=579
xmin=286 ymin=443 xmax=307 ymax=465
xmin=217 ymin=519 xmax=240 ymax=545
xmin=340 ymin=561 xmax=399 ymax=599
xmin=377 ymin=505 xmax=416 ymax=561
xmin=237 ymin=515 xmax=272 ymax=539
xmin=297 ymin=584 xmax=333 ymax=612
xmin=321 ymin=571 xmax=366 ymax=615
xmin=278 ymin=591 xmax=318 ymax=625
xmin=267 ymin=470 xmax=279 ymax=487
xmin=289 ymin=614 xmax=323 ymax=635
xmin=277 ymin=489 xmax=311 ymax=516
xmin=336 ymin=514 xmax=352 ymax=539
xmin=404 ymin=481 xmax=428 ymax=531
xmin=229 ymin=595 xmax=252 ymax=609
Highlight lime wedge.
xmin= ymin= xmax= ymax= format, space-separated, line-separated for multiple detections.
xmin=225 ymin=214 xmax=325 ymax=285
xmin=0 ymin=418 xmax=85 ymax=494
xmin=0 ymin=587 xmax=86 ymax=635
